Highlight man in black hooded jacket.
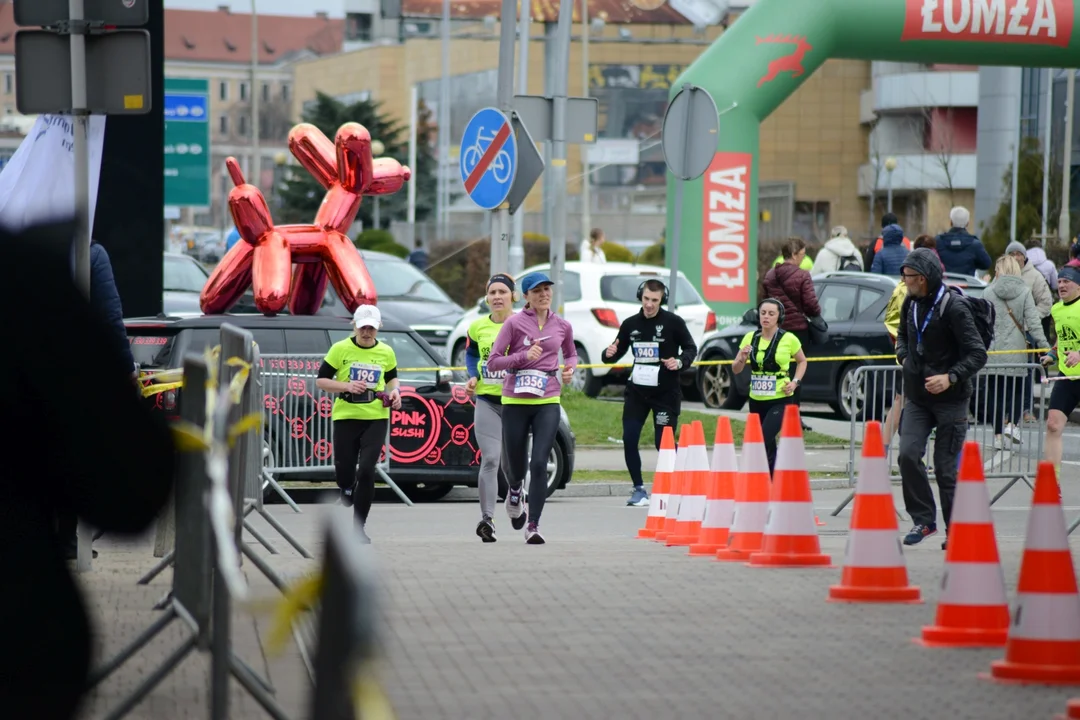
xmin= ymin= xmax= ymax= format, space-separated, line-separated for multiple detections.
xmin=895 ymin=248 xmax=987 ymax=548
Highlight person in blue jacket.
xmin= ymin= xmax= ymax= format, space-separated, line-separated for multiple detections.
xmin=935 ymin=206 xmax=992 ymax=277
xmin=871 ymin=223 xmax=911 ymax=276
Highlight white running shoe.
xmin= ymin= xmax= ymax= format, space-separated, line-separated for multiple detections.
xmin=525 ymin=521 xmax=545 ymax=544
xmin=506 ymin=487 xmax=527 ymax=530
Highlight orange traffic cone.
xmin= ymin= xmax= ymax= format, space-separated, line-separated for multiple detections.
xmin=689 ymin=417 xmax=737 ymax=556
xmin=989 ymin=462 xmax=1080 ymax=684
xmin=1054 ymin=698 xmax=1080 ymax=719
xmin=653 ymin=425 xmax=688 ymax=543
xmin=637 ymin=425 xmax=675 ymax=539
xmin=828 ymin=421 xmax=921 ymax=603
xmin=748 ymin=405 xmax=831 ymax=567
xmin=918 ymin=442 xmax=1008 ymax=648
xmin=667 ymin=421 xmax=709 ymax=546
xmin=716 ymin=413 xmax=770 ymax=562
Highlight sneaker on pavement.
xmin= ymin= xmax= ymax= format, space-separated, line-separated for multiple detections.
xmin=627 ymin=486 xmax=649 ymax=507
xmin=525 ymin=522 xmax=545 ymax=545
xmin=903 ymin=523 xmax=937 ymax=546
xmin=1004 ymin=422 xmax=1022 ymax=444
xmin=476 ymin=518 xmax=497 ymax=543
xmin=506 ymin=487 xmax=527 ymax=530
xmin=340 ymin=487 xmax=355 ymax=508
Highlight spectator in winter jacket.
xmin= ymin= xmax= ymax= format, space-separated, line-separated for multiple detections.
xmin=864 ymin=213 xmax=912 ymax=270
xmin=935 ymin=206 xmax=992 ymax=277
xmin=1024 ymin=242 xmax=1058 ymax=292
xmin=1006 ymin=241 xmax=1053 ymax=320
xmin=810 ymin=226 xmax=864 ymax=275
xmin=912 ymin=235 xmax=946 ymax=272
xmin=89 ymin=242 xmax=136 ymax=379
xmin=871 ymin=224 xmax=910 ymax=275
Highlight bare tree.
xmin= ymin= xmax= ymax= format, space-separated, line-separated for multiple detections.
xmin=866 ymin=116 xmax=883 ymax=241
xmin=919 ymin=106 xmax=959 ymax=207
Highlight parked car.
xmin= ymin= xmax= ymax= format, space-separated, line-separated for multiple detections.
xmin=126 ymin=312 xmax=575 ymax=501
xmin=445 ymin=261 xmax=717 ymax=397
xmin=230 ymin=249 xmax=464 ymax=355
xmin=693 ymin=270 xmax=987 ymax=420
xmin=162 ymin=252 xmax=211 ymax=317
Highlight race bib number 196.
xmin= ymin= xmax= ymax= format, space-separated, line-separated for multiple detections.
xmin=350 ymin=362 xmax=383 ymax=385
xmin=514 ymin=369 xmax=549 ymax=396
xmin=750 ymin=374 xmax=777 ymax=395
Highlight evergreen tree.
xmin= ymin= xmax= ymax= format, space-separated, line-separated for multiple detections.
xmin=982 ymin=136 xmax=1067 ymax=257
xmin=277 ymin=92 xmax=437 ymax=229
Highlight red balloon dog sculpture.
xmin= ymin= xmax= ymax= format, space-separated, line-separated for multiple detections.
xmin=199 ymin=122 xmax=411 ymax=316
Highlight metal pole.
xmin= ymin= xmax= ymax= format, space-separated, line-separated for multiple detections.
xmin=1062 ymin=69 xmax=1076 ymax=244
xmin=408 ymin=85 xmax=418 ymax=249
xmin=70 ymin=0 xmax=93 ymax=574
xmin=886 ymin=171 xmax=894 ymax=214
xmin=668 ymin=85 xmax=697 ymax=311
xmin=1043 ymin=68 xmax=1054 ymax=246
xmin=439 ymin=0 xmax=451 ymax=242
xmin=250 ymin=0 xmax=260 ymax=191
xmin=580 ymin=0 xmax=591 ymax=250
xmin=491 ymin=0 xmax=516 ymax=275
xmin=1011 ymin=82 xmax=1022 ymax=243
xmin=509 ymin=4 xmax=530 ymax=276
xmin=550 ymin=0 xmax=573 ymax=315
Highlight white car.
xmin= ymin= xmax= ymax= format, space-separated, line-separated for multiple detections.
xmin=445 ymin=261 xmax=717 ymax=397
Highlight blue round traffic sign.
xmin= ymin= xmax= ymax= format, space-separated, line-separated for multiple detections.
xmin=459 ymin=107 xmax=517 ymax=211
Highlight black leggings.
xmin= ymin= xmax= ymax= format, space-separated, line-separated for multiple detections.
xmin=333 ymin=418 xmax=389 ymax=525
xmin=748 ymin=395 xmax=792 ymax=474
xmin=502 ymin=403 xmax=561 ymax=524
xmin=622 ymin=389 xmax=679 ymax=487
xmin=976 ymin=375 xmax=1025 ymax=434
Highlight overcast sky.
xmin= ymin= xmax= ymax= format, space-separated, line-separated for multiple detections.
xmin=165 ymin=0 xmax=346 ymax=16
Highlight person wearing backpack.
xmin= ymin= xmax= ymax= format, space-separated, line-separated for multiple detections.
xmin=895 ymin=249 xmax=989 ymax=549
xmin=810 ymin=226 xmax=864 ymax=275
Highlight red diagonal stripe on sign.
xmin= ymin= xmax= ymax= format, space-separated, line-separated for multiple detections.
xmin=464 ymin=122 xmax=511 ymax=194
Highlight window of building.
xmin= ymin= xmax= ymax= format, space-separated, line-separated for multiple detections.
xmin=219 ymin=115 xmax=229 ymax=135
xmin=239 ymin=82 xmax=249 ymax=101
xmin=238 ymin=115 xmax=248 ymax=136
xmin=281 ymin=83 xmax=290 ymax=101
xmin=219 ymin=81 xmax=228 ymax=101
xmin=261 ymin=82 xmax=270 ymax=103
xmin=346 ymin=13 xmax=373 ymax=42
xmin=4 ymin=74 xmax=12 ymax=95
xmin=793 ymin=201 xmax=830 ymax=244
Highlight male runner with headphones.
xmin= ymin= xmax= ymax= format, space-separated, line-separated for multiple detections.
xmin=604 ymin=278 xmax=697 ymax=507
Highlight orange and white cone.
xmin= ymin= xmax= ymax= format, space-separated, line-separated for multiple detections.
xmin=667 ymin=421 xmax=709 ymax=546
xmin=653 ymin=425 xmax=688 ymax=543
xmin=748 ymin=404 xmax=831 ymax=567
xmin=989 ymin=462 xmax=1080 ymax=684
xmin=1054 ymin=698 xmax=1080 ymax=719
xmin=716 ymin=413 xmax=770 ymax=562
xmin=637 ymin=425 xmax=675 ymax=539
xmin=689 ymin=417 xmax=737 ymax=556
xmin=828 ymin=421 xmax=921 ymax=603
xmin=918 ymin=442 xmax=1009 ymax=648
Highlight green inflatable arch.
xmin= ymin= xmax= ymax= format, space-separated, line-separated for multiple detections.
xmin=671 ymin=0 xmax=1079 ymax=324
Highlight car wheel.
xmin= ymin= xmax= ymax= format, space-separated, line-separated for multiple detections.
xmin=571 ymin=344 xmax=603 ymax=397
xmin=495 ymin=435 xmax=565 ymax=500
xmin=400 ymin=482 xmax=454 ymax=502
xmin=833 ymin=362 xmax=867 ymax=422
xmin=698 ymin=357 xmax=745 ymax=410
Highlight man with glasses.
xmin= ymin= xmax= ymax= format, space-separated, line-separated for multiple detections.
xmin=895 ymin=249 xmax=987 ymax=549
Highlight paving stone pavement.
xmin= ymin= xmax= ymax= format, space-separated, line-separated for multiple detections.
xmin=73 ymin=488 xmax=1080 ymax=720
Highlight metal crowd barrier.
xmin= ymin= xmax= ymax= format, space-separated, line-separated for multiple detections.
xmin=259 ymin=353 xmax=413 ymax=508
xmin=87 ymin=324 xmax=392 ymax=720
xmin=832 ymin=361 xmax=1047 ymax=518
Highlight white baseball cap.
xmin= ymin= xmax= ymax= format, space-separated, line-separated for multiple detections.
xmin=353 ymin=304 xmax=381 ymax=328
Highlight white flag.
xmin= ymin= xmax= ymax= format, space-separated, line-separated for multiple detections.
xmin=0 ymin=114 xmax=107 ymax=233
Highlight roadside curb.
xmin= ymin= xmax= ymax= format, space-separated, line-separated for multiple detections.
xmin=575 ymin=444 xmax=853 ymax=451
xmin=446 ymin=477 xmax=852 ymax=500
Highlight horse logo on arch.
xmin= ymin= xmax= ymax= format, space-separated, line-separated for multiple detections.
xmin=756 ymin=34 xmax=813 ymax=88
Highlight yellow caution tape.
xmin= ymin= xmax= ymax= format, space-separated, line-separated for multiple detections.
xmin=263 ymin=571 xmax=324 ymax=657
xmin=352 ymin=663 xmax=398 ymax=720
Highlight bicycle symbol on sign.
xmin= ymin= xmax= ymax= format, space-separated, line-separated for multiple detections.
xmin=462 ymin=127 xmax=512 ymax=184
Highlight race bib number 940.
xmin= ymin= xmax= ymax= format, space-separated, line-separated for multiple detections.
xmin=514 ymin=369 xmax=549 ymax=396
xmin=350 ymin=363 xmax=383 ymax=385
xmin=750 ymin=374 xmax=777 ymax=395
xmin=632 ymin=341 xmax=660 ymax=362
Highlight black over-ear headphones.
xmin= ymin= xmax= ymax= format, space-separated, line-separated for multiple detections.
xmin=759 ymin=298 xmax=785 ymax=325
xmin=637 ymin=278 xmax=669 ymax=305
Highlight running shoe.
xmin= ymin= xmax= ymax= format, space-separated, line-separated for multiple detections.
xmin=476 ymin=517 xmax=497 ymax=543
xmin=1004 ymin=422 xmax=1022 ymax=445
xmin=340 ymin=486 xmax=355 ymax=508
xmin=903 ymin=523 xmax=937 ymax=546
xmin=506 ymin=487 xmax=527 ymax=530
xmin=525 ymin=521 xmax=545 ymax=545
xmin=627 ymin=486 xmax=649 ymax=507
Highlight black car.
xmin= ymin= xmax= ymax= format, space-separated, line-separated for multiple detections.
xmin=694 ymin=271 xmax=987 ymax=420
xmin=125 ymin=312 xmax=575 ymax=501
xmin=228 ymin=249 xmax=465 ymax=355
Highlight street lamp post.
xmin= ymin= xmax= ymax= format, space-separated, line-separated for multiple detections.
xmin=884 ymin=156 xmax=897 ymax=214
xmin=371 ymin=139 xmax=385 ymax=230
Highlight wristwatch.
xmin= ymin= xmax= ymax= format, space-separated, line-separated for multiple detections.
xmin=792 ymin=378 xmax=801 ymax=386
xmin=948 ymin=372 xmax=958 ymax=386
